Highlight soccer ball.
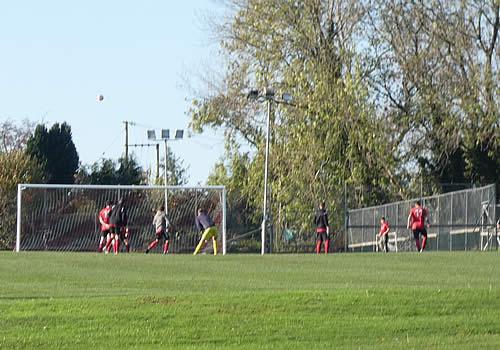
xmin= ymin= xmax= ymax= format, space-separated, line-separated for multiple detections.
xmin=97 ymin=95 xmax=104 ymax=102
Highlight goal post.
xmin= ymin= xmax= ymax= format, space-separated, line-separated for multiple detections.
xmin=16 ymin=183 xmax=227 ymax=254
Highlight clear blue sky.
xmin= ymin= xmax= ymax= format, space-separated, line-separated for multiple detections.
xmin=0 ymin=0 xmax=225 ymax=185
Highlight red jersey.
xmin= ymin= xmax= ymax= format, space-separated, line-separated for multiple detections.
xmin=379 ymin=222 xmax=390 ymax=236
xmin=99 ymin=206 xmax=112 ymax=232
xmin=410 ymin=207 xmax=427 ymax=231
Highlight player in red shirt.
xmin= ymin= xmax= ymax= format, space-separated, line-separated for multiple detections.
xmin=407 ymin=200 xmax=430 ymax=252
xmin=97 ymin=201 xmax=113 ymax=252
xmin=378 ymin=217 xmax=390 ymax=253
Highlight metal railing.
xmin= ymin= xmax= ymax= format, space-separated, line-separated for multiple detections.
xmin=347 ymin=184 xmax=497 ymax=252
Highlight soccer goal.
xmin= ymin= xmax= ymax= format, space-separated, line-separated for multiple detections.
xmin=15 ymin=184 xmax=226 ymax=254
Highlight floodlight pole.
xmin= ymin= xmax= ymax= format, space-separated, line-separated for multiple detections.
xmin=164 ymin=139 xmax=169 ymax=214
xmin=261 ymin=99 xmax=272 ymax=255
xmin=16 ymin=185 xmax=22 ymax=252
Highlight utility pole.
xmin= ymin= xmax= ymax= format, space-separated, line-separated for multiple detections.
xmin=156 ymin=143 xmax=160 ymax=181
xmin=124 ymin=121 xmax=129 ymax=163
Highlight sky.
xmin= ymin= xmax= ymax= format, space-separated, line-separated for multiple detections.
xmin=0 ymin=0 xmax=226 ymax=185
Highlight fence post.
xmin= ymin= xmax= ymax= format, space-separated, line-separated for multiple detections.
xmin=395 ymin=202 xmax=399 ymax=252
xmin=361 ymin=210 xmax=364 ymax=252
xmin=450 ymin=193 xmax=453 ymax=251
xmin=465 ymin=191 xmax=468 ymax=251
xmin=437 ymin=195 xmax=440 ymax=252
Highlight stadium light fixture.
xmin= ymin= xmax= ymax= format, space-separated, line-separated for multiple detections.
xmin=161 ymin=129 xmax=170 ymax=140
xmin=282 ymin=92 xmax=293 ymax=104
xmin=264 ymin=87 xmax=275 ymax=100
xmin=174 ymin=129 xmax=184 ymax=140
xmin=147 ymin=130 xmax=156 ymax=140
xmin=146 ymin=128 xmax=184 ymax=214
xmin=246 ymin=87 xmax=293 ymax=255
xmin=247 ymin=89 xmax=259 ymax=100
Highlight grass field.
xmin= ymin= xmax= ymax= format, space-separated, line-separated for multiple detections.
xmin=0 ymin=252 xmax=499 ymax=349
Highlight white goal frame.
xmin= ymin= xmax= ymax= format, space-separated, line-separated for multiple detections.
xmin=16 ymin=183 xmax=227 ymax=254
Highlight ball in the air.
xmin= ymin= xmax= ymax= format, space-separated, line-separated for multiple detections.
xmin=97 ymin=95 xmax=104 ymax=102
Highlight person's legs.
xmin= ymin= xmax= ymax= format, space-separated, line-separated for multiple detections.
xmin=212 ymin=237 xmax=217 ymax=256
xmin=123 ymin=228 xmax=130 ymax=253
xmin=98 ymin=232 xmax=107 ymax=252
xmin=384 ymin=234 xmax=389 ymax=253
xmin=315 ymin=233 xmax=323 ymax=254
xmin=113 ymin=233 xmax=120 ymax=254
xmin=413 ymin=230 xmax=421 ymax=251
xmin=421 ymin=229 xmax=428 ymax=251
xmin=104 ymin=229 xmax=115 ymax=253
xmin=194 ymin=230 xmax=209 ymax=255
xmin=146 ymin=239 xmax=159 ymax=253
xmin=324 ymin=233 xmax=330 ymax=254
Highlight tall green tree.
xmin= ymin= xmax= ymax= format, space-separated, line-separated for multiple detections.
xmin=26 ymin=122 xmax=79 ymax=184
xmin=190 ymin=0 xmax=399 ymax=240
xmin=0 ymin=151 xmax=44 ymax=249
xmin=0 ymin=119 xmax=43 ymax=249
xmin=77 ymin=155 xmax=146 ymax=185
xmin=367 ymin=0 xmax=499 ymax=189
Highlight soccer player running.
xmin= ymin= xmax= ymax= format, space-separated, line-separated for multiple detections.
xmin=97 ymin=200 xmax=113 ymax=252
xmin=407 ymin=200 xmax=430 ymax=252
xmin=314 ymin=202 xmax=330 ymax=254
xmin=145 ymin=205 xmax=171 ymax=254
xmin=106 ymin=198 xmax=130 ymax=254
xmin=193 ymin=208 xmax=218 ymax=256
xmin=378 ymin=217 xmax=390 ymax=253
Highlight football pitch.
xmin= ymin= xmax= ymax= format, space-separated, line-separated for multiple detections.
xmin=0 ymin=252 xmax=499 ymax=349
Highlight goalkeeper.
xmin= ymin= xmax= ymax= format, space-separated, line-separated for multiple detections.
xmin=193 ymin=208 xmax=218 ymax=256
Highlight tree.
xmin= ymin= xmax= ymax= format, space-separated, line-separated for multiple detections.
xmin=26 ymin=122 xmax=80 ymax=184
xmin=0 ymin=151 xmax=44 ymax=249
xmin=0 ymin=119 xmax=35 ymax=153
xmin=189 ymin=0 xmax=400 ymax=243
xmin=77 ymin=155 xmax=146 ymax=185
xmin=367 ymin=0 xmax=499 ymax=189
xmin=155 ymin=150 xmax=189 ymax=186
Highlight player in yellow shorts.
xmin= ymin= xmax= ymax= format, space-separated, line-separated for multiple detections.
xmin=193 ymin=208 xmax=218 ymax=256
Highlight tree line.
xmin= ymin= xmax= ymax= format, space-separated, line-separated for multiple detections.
xmin=189 ymin=0 xmax=499 ymax=242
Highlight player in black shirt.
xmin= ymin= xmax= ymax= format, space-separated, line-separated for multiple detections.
xmin=107 ymin=198 xmax=129 ymax=254
xmin=314 ymin=202 xmax=330 ymax=254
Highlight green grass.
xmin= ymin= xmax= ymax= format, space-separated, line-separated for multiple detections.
xmin=0 ymin=252 xmax=499 ymax=349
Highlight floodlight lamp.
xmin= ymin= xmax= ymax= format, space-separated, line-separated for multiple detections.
xmin=147 ymin=130 xmax=156 ymax=140
xmin=282 ymin=92 xmax=293 ymax=104
xmin=161 ymin=129 xmax=170 ymax=140
xmin=247 ymin=89 xmax=260 ymax=100
xmin=264 ymin=87 xmax=275 ymax=99
xmin=174 ymin=129 xmax=184 ymax=140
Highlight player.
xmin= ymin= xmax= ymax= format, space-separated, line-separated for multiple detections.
xmin=314 ymin=202 xmax=330 ymax=254
xmin=106 ymin=198 xmax=129 ymax=254
xmin=193 ymin=208 xmax=218 ymax=256
xmin=407 ymin=200 xmax=430 ymax=252
xmin=97 ymin=200 xmax=113 ymax=252
xmin=378 ymin=217 xmax=390 ymax=253
xmin=145 ymin=205 xmax=170 ymax=254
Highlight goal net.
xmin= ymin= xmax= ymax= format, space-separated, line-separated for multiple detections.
xmin=16 ymin=184 xmax=226 ymax=254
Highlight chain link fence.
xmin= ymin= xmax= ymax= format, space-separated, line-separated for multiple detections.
xmin=347 ymin=184 xmax=498 ymax=252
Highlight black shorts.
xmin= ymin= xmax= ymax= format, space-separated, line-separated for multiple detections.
xmin=100 ymin=229 xmax=110 ymax=237
xmin=316 ymin=232 xmax=329 ymax=242
xmin=109 ymin=226 xmax=124 ymax=237
xmin=412 ymin=228 xmax=427 ymax=240
xmin=156 ymin=230 xmax=169 ymax=241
